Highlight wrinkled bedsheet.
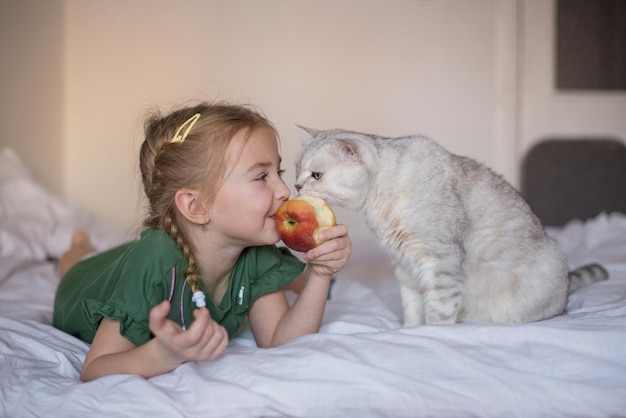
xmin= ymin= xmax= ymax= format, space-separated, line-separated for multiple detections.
xmin=2 ymin=147 xmax=625 ymax=417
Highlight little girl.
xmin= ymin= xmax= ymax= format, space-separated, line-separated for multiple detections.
xmin=53 ymin=102 xmax=352 ymax=381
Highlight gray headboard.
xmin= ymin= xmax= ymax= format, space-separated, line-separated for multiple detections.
xmin=521 ymin=138 xmax=626 ymax=226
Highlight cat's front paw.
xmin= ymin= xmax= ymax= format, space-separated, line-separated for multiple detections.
xmin=402 ymin=316 xmax=424 ymax=328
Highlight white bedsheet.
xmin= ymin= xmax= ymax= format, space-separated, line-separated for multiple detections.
xmin=1 ymin=147 xmax=625 ymax=417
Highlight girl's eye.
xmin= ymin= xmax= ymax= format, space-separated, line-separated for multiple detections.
xmin=278 ymin=169 xmax=285 ymax=177
xmin=311 ymin=172 xmax=323 ymax=181
xmin=256 ymin=173 xmax=268 ymax=182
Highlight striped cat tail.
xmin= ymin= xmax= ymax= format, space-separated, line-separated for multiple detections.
xmin=568 ymin=263 xmax=609 ymax=294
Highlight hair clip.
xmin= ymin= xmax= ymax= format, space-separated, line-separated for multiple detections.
xmin=192 ymin=290 xmax=206 ymax=308
xmin=171 ymin=113 xmax=201 ymax=144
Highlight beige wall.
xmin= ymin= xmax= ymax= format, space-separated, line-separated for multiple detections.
xmin=0 ymin=0 xmax=64 ymax=194
xmin=2 ymin=0 xmax=625 ymax=247
xmin=62 ymin=0 xmax=511 ymax=245
xmin=520 ymin=0 xmax=626 ymax=151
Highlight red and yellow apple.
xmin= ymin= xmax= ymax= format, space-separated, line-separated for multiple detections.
xmin=275 ymin=195 xmax=336 ymax=252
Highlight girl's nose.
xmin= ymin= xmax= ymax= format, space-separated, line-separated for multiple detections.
xmin=276 ymin=179 xmax=291 ymax=200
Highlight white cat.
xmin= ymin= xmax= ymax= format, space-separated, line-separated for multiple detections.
xmin=294 ymin=127 xmax=608 ymax=326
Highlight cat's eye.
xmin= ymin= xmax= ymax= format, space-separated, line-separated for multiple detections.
xmin=311 ymin=172 xmax=323 ymax=181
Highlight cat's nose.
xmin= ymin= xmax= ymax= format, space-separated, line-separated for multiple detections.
xmin=295 ymin=184 xmax=302 ymax=192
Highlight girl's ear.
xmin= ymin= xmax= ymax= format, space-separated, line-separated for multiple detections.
xmin=174 ymin=189 xmax=208 ymax=225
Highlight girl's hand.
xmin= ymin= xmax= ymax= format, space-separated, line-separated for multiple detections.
xmin=303 ymin=224 xmax=352 ymax=277
xmin=248 ymin=224 xmax=351 ymax=348
xmin=80 ymin=302 xmax=228 ymax=381
xmin=149 ymin=301 xmax=229 ymax=364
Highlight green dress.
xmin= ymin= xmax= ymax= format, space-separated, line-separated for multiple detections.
xmin=53 ymin=229 xmax=305 ymax=346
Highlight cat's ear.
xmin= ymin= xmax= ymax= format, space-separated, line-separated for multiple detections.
xmin=297 ymin=125 xmax=318 ymax=143
xmin=337 ymin=139 xmax=361 ymax=162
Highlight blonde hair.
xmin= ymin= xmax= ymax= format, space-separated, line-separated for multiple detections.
xmin=139 ymin=102 xmax=277 ymax=294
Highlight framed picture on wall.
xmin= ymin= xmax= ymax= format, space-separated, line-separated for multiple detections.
xmin=556 ymin=0 xmax=626 ymax=90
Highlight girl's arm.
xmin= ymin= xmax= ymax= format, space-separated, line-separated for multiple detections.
xmin=248 ymin=224 xmax=351 ymax=347
xmin=80 ymin=301 xmax=228 ymax=381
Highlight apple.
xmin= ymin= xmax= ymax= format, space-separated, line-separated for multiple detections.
xmin=275 ymin=195 xmax=336 ymax=252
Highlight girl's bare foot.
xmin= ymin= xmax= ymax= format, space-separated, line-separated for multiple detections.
xmin=59 ymin=231 xmax=95 ymax=277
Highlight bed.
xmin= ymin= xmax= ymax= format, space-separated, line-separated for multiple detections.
xmin=1 ymin=143 xmax=626 ymax=417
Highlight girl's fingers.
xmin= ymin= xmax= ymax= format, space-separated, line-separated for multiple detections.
xmin=317 ymin=224 xmax=348 ymax=242
xmin=200 ymin=323 xmax=229 ymax=360
xmin=305 ymin=234 xmax=352 ymax=263
xmin=150 ymin=302 xmax=229 ymax=361
xmin=190 ymin=310 xmax=215 ymax=342
xmin=183 ymin=309 xmax=229 ymax=360
xmin=149 ymin=301 xmax=174 ymax=335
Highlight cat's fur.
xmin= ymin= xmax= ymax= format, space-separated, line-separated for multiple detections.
xmin=294 ymin=127 xmax=608 ymax=326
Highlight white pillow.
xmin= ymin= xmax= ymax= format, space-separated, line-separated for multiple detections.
xmin=0 ymin=148 xmax=131 ymax=261
xmin=0 ymin=147 xmax=33 ymax=184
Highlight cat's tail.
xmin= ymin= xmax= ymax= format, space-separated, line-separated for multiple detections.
xmin=567 ymin=263 xmax=609 ymax=294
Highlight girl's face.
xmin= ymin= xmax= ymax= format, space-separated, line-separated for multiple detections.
xmin=208 ymin=126 xmax=290 ymax=248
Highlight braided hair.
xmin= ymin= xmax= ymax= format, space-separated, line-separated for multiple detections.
xmin=139 ymin=102 xmax=277 ymax=297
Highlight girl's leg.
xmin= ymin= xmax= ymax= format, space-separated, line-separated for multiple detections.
xmin=59 ymin=231 xmax=95 ymax=277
